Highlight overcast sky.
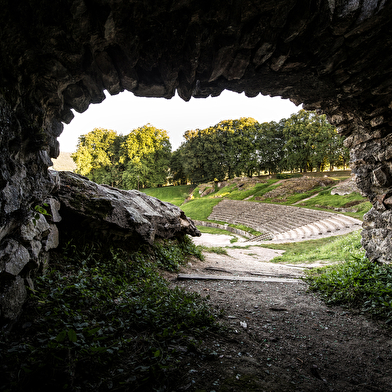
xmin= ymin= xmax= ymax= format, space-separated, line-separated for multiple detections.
xmin=59 ymin=90 xmax=300 ymax=152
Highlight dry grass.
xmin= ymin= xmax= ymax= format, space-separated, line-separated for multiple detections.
xmin=258 ymin=176 xmax=335 ymax=201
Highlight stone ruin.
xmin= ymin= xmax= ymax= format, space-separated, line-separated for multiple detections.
xmin=1 ymin=0 xmax=392 ymax=325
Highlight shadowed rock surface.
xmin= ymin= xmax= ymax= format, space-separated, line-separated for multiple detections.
xmin=1 ymin=0 xmax=392 ymax=323
xmin=55 ymin=171 xmax=200 ymax=244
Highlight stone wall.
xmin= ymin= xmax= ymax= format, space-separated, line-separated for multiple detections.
xmin=1 ymin=0 xmax=392 ymax=323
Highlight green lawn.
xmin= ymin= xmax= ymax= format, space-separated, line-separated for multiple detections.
xmin=142 ymin=184 xmax=194 ymax=206
xmin=180 ymin=198 xmax=222 ymax=220
xmin=260 ymin=230 xmax=365 ymax=264
xmin=297 ymin=190 xmax=371 ymax=220
xmin=300 ymin=190 xmax=366 ymax=208
xmin=197 ymin=226 xmax=235 ymax=235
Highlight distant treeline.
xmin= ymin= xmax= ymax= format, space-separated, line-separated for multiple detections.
xmin=72 ymin=110 xmax=349 ymax=188
xmin=171 ymin=110 xmax=348 ymax=184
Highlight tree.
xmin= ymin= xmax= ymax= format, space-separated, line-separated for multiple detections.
xmin=120 ymin=124 xmax=172 ymax=189
xmin=180 ymin=129 xmax=211 ymax=184
xmin=255 ymin=120 xmax=286 ymax=174
xmin=72 ymin=125 xmax=172 ymax=190
xmin=323 ymin=129 xmax=350 ymax=170
xmin=215 ymin=118 xmax=258 ymax=178
xmin=280 ymin=110 xmax=349 ymax=173
xmin=72 ymin=128 xmax=124 ymax=187
xmin=170 ymin=144 xmax=188 ymax=185
xmin=178 ymin=118 xmax=259 ymax=182
xmin=282 ymin=110 xmax=314 ymax=172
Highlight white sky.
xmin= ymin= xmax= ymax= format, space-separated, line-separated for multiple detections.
xmin=59 ymin=90 xmax=300 ymax=152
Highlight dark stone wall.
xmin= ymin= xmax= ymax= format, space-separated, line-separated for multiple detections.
xmin=1 ymin=0 xmax=392 ymax=322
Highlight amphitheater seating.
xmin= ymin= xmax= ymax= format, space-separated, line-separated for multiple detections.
xmin=208 ymin=200 xmax=362 ymax=242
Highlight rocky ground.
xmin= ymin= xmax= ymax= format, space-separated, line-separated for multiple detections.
xmin=163 ymin=233 xmax=392 ymax=392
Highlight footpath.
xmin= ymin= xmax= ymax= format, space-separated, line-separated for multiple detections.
xmin=166 ymin=233 xmax=392 ymax=392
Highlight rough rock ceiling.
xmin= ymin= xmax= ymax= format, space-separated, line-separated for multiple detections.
xmin=1 ymin=0 xmax=391 ymax=138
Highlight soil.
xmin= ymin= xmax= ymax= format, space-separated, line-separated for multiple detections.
xmin=164 ymin=234 xmax=392 ymax=392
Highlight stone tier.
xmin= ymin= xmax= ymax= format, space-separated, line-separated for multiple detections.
xmin=209 ymin=200 xmax=362 ymax=242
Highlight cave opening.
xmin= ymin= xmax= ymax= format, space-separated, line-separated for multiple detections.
xmin=2 ymin=0 xmax=392 ymax=389
xmin=58 ymin=90 xmax=299 ymax=154
xmin=0 ymin=0 xmax=391 ymax=340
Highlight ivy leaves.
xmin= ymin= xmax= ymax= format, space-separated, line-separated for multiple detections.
xmin=1 ymin=238 xmax=218 ymax=391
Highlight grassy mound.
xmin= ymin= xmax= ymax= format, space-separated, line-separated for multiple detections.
xmin=255 ymin=176 xmax=334 ymax=203
xmin=141 ymin=184 xmax=194 ymax=206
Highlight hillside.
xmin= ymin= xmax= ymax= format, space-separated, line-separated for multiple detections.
xmin=142 ymin=172 xmax=371 ymax=239
xmin=51 ymin=152 xmax=77 ymax=172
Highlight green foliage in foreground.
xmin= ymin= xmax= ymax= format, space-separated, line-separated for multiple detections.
xmin=304 ymin=258 xmax=392 ymax=322
xmin=262 ymin=230 xmax=365 ymax=264
xmin=0 ymin=238 xmax=220 ymax=392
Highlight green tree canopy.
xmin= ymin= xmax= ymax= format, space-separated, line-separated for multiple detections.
xmin=120 ymin=124 xmax=172 ymax=189
xmin=282 ymin=110 xmax=344 ymax=173
xmin=180 ymin=118 xmax=259 ymax=183
xmin=72 ymin=128 xmax=124 ymax=186
xmin=172 ymin=111 xmax=348 ymax=183
xmin=72 ymin=125 xmax=171 ymax=189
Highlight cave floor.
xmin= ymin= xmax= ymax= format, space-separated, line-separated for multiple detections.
xmin=164 ymin=234 xmax=392 ymax=392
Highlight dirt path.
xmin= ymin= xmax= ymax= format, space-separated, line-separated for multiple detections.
xmin=166 ymin=234 xmax=392 ymax=391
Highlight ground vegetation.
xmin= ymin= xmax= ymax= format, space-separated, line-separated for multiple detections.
xmin=2 ymin=176 xmax=388 ymax=392
xmin=0 ymin=237 xmax=222 ymax=391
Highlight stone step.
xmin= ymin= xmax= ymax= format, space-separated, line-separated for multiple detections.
xmin=210 ymin=200 xmax=363 ymax=244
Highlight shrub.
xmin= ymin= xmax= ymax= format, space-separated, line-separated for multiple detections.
xmin=304 ymin=257 xmax=392 ymax=322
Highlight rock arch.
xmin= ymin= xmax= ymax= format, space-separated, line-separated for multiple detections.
xmin=1 ymin=0 xmax=392 ymax=323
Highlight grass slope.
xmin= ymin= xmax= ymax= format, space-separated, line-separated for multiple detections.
xmin=140 ymin=172 xmax=371 ymax=236
xmin=181 ymin=198 xmax=222 ymax=220
xmin=296 ymin=190 xmax=372 ymax=220
xmin=142 ymin=185 xmax=194 ymax=206
xmin=261 ymin=230 xmax=365 ymax=264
